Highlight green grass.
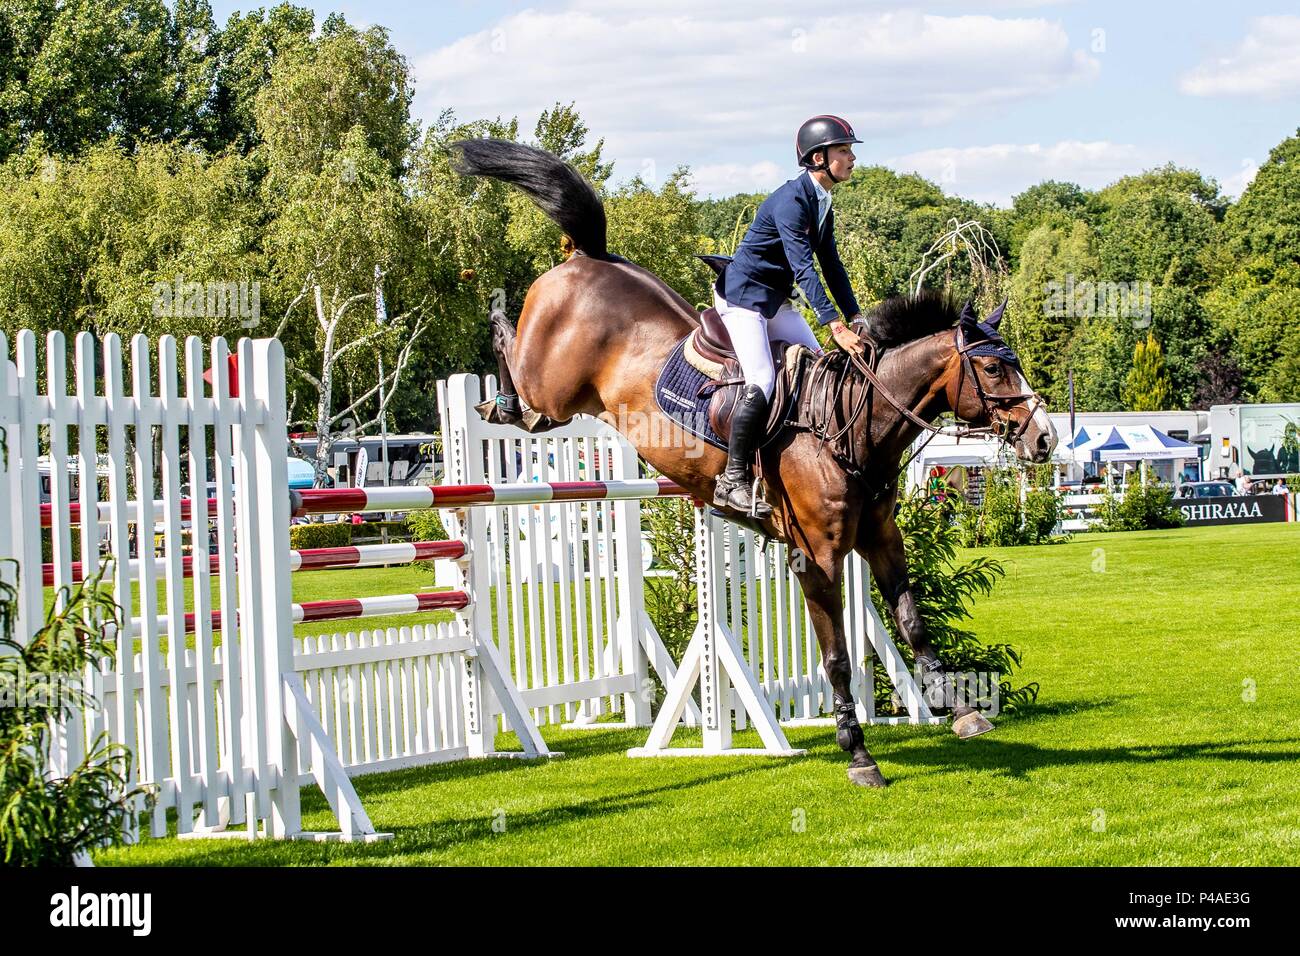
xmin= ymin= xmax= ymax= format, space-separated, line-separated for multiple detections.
xmin=94 ymin=521 xmax=1300 ymax=865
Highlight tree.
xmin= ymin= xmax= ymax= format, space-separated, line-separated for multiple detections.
xmin=254 ymin=18 xmax=416 ymax=180
xmin=0 ymin=139 xmax=261 ymax=345
xmin=1092 ymin=167 xmax=1221 ymax=406
xmin=1204 ymin=131 xmax=1300 ymax=403
xmin=1005 ymin=220 xmax=1100 ymax=406
xmin=1123 ymin=332 xmax=1172 ymax=411
xmin=255 ymin=24 xmax=429 ymax=483
xmin=606 ymin=169 xmax=710 ymax=307
xmin=1001 ymin=180 xmax=1093 ymax=261
xmin=208 ymin=3 xmax=315 ymax=153
xmin=5 ymin=0 xmax=174 ymax=156
xmin=1192 ymin=349 xmax=1244 ymax=409
xmin=1064 ymin=315 xmax=1128 ymax=412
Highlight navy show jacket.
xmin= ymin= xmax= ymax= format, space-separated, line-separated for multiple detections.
xmin=716 ymin=171 xmax=860 ymax=326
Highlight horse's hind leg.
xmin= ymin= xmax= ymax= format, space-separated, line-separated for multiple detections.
xmin=794 ymin=550 xmax=887 ymax=788
xmin=476 ymin=310 xmax=569 ymax=432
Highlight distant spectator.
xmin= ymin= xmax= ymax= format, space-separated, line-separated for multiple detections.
xmin=350 ymin=513 xmax=363 ymax=525
xmin=1234 ymin=472 xmax=1250 ymax=496
xmin=1272 ymin=481 xmax=1290 ymax=495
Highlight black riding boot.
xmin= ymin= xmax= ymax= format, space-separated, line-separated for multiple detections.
xmin=713 ymin=384 xmax=773 ymax=520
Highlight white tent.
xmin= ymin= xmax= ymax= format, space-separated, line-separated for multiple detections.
xmin=1060 ymin=425 xmax=1113 ymax=463
xmin=1094 ymin=424 xmax=1201 ymax=462
xmin=915 ymin=435 xmax=1007 ymax=467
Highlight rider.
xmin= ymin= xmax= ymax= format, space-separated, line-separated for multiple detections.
xmin=712 ymin=114 xmax=869 ymax=519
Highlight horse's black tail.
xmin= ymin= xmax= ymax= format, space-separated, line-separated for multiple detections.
xmin=449 ymin=138 xmax=608 ymax=260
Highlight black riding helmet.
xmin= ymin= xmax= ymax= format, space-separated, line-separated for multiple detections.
xmin=796 ymin=115 xmax=862 ymax=182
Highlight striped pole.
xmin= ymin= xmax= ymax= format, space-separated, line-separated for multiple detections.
xmin=129 ymin=589 xmax=471 ymax=636
xmin=42 ymin=478 xmax=692 ymax=527
xmin=41 ymin=540 xmax=466 ymax=588
xmin=290 ymin=477 xmax=689 ymax=516
xmin=40 ymin=497 xmax=214 ymax=528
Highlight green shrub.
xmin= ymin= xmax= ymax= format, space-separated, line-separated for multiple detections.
xmin=640 ymin=497 xmax=697 ymax=666
xmin=349 ymin=520 xmax=410 ymax=541
xmin=40 ymin=533 xmax=82 ymax=565
xmin=1098 ymin=473 xmax=1183 ymax=532
xmin=0 ymin=564 xmax=154 ymax=865
xmin=404 ymin=509 xmax=449 ymax=542
xmin=871 ymin=489 xmax=1038 ymax=714
xmin=954 ymin=465 xmax=1064 ymax=547
xmin=288 ymin=522 xmax=351 ymax=549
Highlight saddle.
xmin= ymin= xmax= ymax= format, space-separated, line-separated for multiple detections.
xmin=685 ymin=307 xmax=806 ymax=444
xmin=687 ymin=253 xmax=806 ymax=444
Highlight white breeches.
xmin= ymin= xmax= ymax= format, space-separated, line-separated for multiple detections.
xmin=713 ymin=291 xmax=824 ymax=399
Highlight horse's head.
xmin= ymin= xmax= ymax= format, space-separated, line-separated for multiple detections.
xmin=942 ymin=300 xmax=1057 ymax=463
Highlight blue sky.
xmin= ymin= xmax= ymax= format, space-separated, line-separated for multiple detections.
xmin=210 ymin=1 xmax=1300 ymax=205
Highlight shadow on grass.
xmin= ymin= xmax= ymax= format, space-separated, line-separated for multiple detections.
xmin=998 ymin=696 xmax=1127 ymax=721
xmin=880 ymin=736 xmax=1300 ymax=781
xmin=132 ymin=756 xmax=785 ymax=865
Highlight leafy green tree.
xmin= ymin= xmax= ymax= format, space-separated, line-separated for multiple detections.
xmin=7 ymin=0 xmax=174 ymax=155
xmin=254 ymin=18 xmax=416 ymax=180
xmin=1092 ymin=167 xmax=1221 ymax=406
xmin=694 ymin=192 xmax=764 ymax=253
xmin=1064 ymin=315 xmax=1128 ymax=412
xmin=0 ymin=140 xmax=261 ymax=344
xmin=1000 ymin=179 xmax=1093 ymax=260
xmin=1005 ymin=220 xmax=1100 ymax=405
xmin=1204 ymin=132 xmax=1300 ymax=402
xmin=208 ymin=3 xmax=315 ymax=152
xmin=1122 ymin=332 xmax=1172 ymax=411
xmin=606 ymin=169 xmax=710 ymax=307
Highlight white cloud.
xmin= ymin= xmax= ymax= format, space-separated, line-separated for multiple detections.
xmin=1220 ymin=158 xmax=1259 ymax=199
xmin=415 ymin=6 xmax=1099 ymax=190
xmin=1180 ymin=16 xmax=1300 ymax=98
xmin=685 ymin=161 xmax=785 ymax=196
xmin=887 ymin=141 xmax=1160 ymax=206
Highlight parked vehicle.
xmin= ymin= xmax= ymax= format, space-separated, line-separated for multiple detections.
xmin=1177 ymin=481 xmax=1236 ymax=499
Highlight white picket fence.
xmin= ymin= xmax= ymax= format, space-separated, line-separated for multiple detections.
xmin=0 ymin=331 xmax=935 ymax=845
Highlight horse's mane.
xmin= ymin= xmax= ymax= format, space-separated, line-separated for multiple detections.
xmin=860 ymin=289 xmax=960 ymax=347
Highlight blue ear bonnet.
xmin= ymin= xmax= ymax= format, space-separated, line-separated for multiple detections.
xmin=959 ymin=299 xmax=1020 ymax=367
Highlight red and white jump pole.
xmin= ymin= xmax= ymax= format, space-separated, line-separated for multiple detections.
xmin=42 ymin=539 xmax=466 ymax=587
xmin=40 ymin=478 xmax=692 ymax=527
xmin=288 ymin=477 xmax=689 ymax=515
xmin=130 ymin=588 xmax=471 ymax=636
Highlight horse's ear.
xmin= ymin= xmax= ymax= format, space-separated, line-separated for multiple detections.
xmin=959 ymin=299 xmax=979 ymax=324
xmin=985 ymin=298 xmax=1007 ymax=329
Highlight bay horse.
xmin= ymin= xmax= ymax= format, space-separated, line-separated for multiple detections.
xmin=451 ymin=139 xmax=1057 ymax=787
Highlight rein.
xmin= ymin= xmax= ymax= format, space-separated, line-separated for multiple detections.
xmin=790 ymin=323 xmax=1046 ymax=497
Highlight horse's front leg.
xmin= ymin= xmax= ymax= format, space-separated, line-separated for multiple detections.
xmin=856 ymin=499 xmax=994 ymax=739
xmin=788 ymin=538 xmax=887 ymax=788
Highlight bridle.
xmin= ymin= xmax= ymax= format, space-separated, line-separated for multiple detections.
xmin=794 ymin=323 xmax=1048 ymax=494
xmin=950 ymin=322 xmax=1045 ymax=447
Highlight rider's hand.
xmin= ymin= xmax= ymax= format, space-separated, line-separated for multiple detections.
xmin=828 ymin=319 xmax=865 ymax=357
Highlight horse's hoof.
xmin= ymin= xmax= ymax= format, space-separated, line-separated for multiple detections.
xmin=952 ymin=711 xmax=995 ymax=739
xmin=847 ymin=765 xmax=887 ymax=788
